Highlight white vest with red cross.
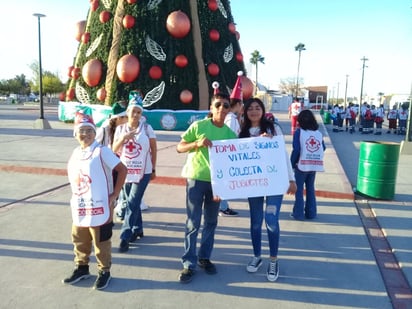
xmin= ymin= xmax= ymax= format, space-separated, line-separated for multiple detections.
xmin=68 ymin=142 xmax=110 ymax=227
xmin=118 ymin=122 xmax=150 ymax=183
xmin=297 ymin=129 xmax=324 ymax=172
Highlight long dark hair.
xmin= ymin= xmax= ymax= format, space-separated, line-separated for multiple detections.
xmin=297 ymin=109 xmax=319 ymax=131
xmin=239 ymin=97 xmax=274 ymax=137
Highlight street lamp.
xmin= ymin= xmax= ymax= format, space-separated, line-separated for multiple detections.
xmin=295 ymin=43 xmax=306 ymax=98
xmin=33 ymin=13 xmax=51 ymax=129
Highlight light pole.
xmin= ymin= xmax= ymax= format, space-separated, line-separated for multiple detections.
xmin=33 ymin=13 xmax=51 ymax=129
xmin=344 ymin=75 xmax=349 ymax=108
xmin=358 ymin=57 xmax=368 ymax=125
xmin=359 ymin=57 xmax=368 ymax=104
xmin=295 ymin=43 xmax=306 ymax=98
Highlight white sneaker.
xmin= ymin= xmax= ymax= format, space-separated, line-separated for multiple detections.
xmin=246 ymin=256 xmax=262 ymax=273
xmin=140 ymin=200 xmax=149 ymax=211
xmin=266 ymin=259 xmax=279 ymax=282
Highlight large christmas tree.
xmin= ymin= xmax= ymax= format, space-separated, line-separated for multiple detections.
xmin=65 ymin=0 xmax=254 ymax=111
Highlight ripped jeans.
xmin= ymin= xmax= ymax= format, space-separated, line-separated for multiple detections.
xmin=247 ymin=195 xmax=283 ymax=257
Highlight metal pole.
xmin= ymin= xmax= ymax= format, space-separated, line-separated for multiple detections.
xmin=33 ymin=13 xmax=46 ymax=120
xmin=344 ymin=75 xmax=349 ymax=108
xmin=359 ymin=57 xmax=368 ymax=123
xmin=336 ymin=82 xmax=340 ymax=105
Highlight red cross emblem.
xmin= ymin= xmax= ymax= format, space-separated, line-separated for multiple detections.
xmin=305 ymin=136 xmax=320 ymax=153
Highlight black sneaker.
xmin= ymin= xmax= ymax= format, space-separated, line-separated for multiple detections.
xmin=62 ymin=265 xmax=90 ymax=285
xmin=179 ymin=268 xmax=195 ymax=283
xmin=93 ymin=270 xmax=111 ymax=290
xmin=119 ymin=239 xmax=129 ymax=253
xmin=219 ymin=208 xmax=238 ymax=217
xmin=198 ymin=258 xmax=217 ymax=274
xmin=129 ymin=231 xmax=144 ymax=242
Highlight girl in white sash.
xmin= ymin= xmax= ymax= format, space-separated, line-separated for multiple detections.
xmin=290 ymin=109 xmax=325 ymax=220
xmin=64 ymin=112 xmax=127 ymax=290
xmin=113 ymin=95 xmax=157 ymax=253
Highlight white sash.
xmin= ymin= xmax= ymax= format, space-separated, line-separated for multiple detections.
xmin=68 ymin=143 xmax=110 ymax=227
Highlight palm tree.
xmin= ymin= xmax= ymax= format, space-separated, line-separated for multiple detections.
xmin=249 ymin=50 xmax=265 ymax=94
xmin=295 ymin=43 xmax=306 ymax=97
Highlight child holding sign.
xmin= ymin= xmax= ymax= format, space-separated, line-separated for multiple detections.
xmin=239 ymin=98 xmax=296 ymax=282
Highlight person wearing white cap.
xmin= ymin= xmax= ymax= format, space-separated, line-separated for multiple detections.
xmin=63 ymin=111 xmax=127 ymax=290
xmin=112 ymin=93 xmax=157 ymax=253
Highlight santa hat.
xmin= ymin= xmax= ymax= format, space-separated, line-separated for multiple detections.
xmin=111 ymin=102 xmax=127 ymax=118
xmin=230 ymin=71 xmax=243 ymax=101
xmin=212 ymin=81 xmax=220 ymax=95
xmin=128 ymin=90 xmax=144 ymax=111
xmin=74 ymin=111 xmax=96 ymax=134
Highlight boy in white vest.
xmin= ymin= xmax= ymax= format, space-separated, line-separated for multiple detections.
xmin=63 ymin=112 xmax=127 ymax=290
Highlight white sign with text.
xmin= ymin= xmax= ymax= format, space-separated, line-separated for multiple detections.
xmin=209 ymin=136 xmax=289 ymax=200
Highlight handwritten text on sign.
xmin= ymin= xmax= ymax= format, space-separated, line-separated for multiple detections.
xmin=209 ymin=136 xmax=289 ymax=200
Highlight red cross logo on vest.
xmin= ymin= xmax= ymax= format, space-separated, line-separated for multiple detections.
xmin=305 ymin=136 xmax=320 ymax=153
xmin=124 ymin=140 xmax=142 ymax=159
xmin=74 ymin=170 xmax=91 ymax=196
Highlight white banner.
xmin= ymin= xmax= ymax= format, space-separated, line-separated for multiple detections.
xmin=209 ymin=136 xmax=289 ymax=200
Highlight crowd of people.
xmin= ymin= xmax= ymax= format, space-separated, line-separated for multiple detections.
xmin=63 ymin=79 xmax=326 ymax=290
xmin=329 ymin=101 xmax=409 ymax=135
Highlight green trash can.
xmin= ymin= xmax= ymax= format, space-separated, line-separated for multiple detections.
xmin=356 ymin=141 xmax=400 ymax=200
xmin=323 ymin=111 xmax=331 ymax=124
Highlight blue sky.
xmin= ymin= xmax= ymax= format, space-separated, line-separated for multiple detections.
xmin=1 ymin=0 xmax=411 ymax=99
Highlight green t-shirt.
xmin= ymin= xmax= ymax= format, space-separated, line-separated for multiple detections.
xmin=181 ymin=118 xmax=237 ymax=181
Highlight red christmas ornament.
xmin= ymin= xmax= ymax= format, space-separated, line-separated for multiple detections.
xmin=81 ymin=32 xmax=90 ymax=44
xmin=228 ymin=22 xmax=236 ymax=34
xmin=66 ymin=88 xmax=75 ymax=101
xmin=126 ymin=0 xmax=137 ymax=3
xmin=235 ymin=31 xmax=240 ymax=40
xmin=208 ymin=0 xmax=218 ymax=11
xmin=180 ymin=89 xmax=193 ymax=104
xmin=71 ymin=67 xmax=80 ymax=80
xmin=241 ymin=76 xmax=254 ymax=100
xmin=207 ymin=63 xmax=219 ymax=76
xmin=209 ymin=29 xmax=220 ymax=42
xmin=123 ymin=15 xmax=135 ymax=29
xmin=91 ymin=0 xmax=99 ymax=12
xmin=149 ymin=66 xmax=163 ymax=79
xmin=96 ymin=87 xmax=107 ymax=101
xmin=166 ymin=11 xmax=191 ymax=39
xmin=175 ymin=55 xmax=188 ymax=68
xmin=75 ymin=20 xmax=86 ymax=42
xmin=235 ymin=52 xmax=243 ymax=62
xmin=67 ymin=66 xmax=74 ymax=78
xmin=82 ymin=59 xmax=103 ymax=87
xmin=59 ymin=92 xmax=65 ymax=101
xmin=99 ymin=11 xmax=111 ymax=23
xmin=116 ymin=54 xmax=140 ymax=83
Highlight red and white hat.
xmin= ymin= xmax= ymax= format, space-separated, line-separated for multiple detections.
xmin=74 ymin=111 xmax=96 ymax=133
xmin=230 ymin=71 xmax=243 ymax=101
xmin=212 ymin=81 xmax=220 ymax=95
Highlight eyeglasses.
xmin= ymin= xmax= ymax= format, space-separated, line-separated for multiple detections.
xmin=78 ymin=128 xmax=94 ymax=135
xmin=213 ymin=101 xmax=230 ymax=109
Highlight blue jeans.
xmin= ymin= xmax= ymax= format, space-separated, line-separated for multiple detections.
xmin=248 ymin=195 xmax=283 ymax=257
xmin=219 ymin=200 xmax=229 ymax=211
xmin=293 ymin=169 xmax=317 ymax=219
xmin=120 ymin=173 xmax=151 ymax=241
xmin=182 ymin=179 xmax=219 ymax=270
